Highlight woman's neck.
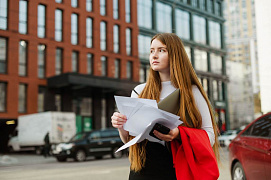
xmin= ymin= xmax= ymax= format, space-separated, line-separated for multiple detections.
xmin=159 ymin=72 xmax=170 ymax=82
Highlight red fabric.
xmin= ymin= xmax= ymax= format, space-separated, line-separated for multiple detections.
xmin=171 ymin=126 xmax=219 ymax=180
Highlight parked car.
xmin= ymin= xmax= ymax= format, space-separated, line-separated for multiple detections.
xmin=51 ymin=128 xmax=125 ymax=162
xmin=229 ymin=113 xmax=271 ymax=180
xmin=218 ymin=130 xmax=241 ymax=147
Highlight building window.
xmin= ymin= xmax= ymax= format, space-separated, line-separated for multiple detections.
xmin=19 ymin=0 xmax=28 ymax=34
xmin=125 ymin=0 xmax=131 ymax=23
xmin=101 ymin=56 xmax=107 ymax=76
xmin=86 ymin=0 xmax=92 ymax=12
xmin=18 ymin=83 xmax=27 ymax=113
xmin=126 ymin=61 xmax=133 ymax=80
xmin=175 ymin=9 xmax=190 ymax=40
xmin=138 ymin=34 xmax=152 ymax=60
xmin=137 ymin=0 xmax=152 ymax=29
xmin=113 ymin=25 xmax=119 ymax=53
xmin=213 ymin=80 xmax=218 ymax=101
xmin=0 ymin=82 xmax=6 ymax=112
xmin=38 ymin=44 xmax=46 ymax=79
xmin=37 ymin=4 xmax=46 ymax=38
xmin=218 ymin=81 xmax=224 ymax=101
xmin=210 ymin=53 xmax=222 ymax=74
xmin=71 ymin=0 xmax=78 ymax=8
xmin=86 ymin=17 xmax=93 ymax=48
xmin=100 ymin=0 xmax=106 ymax=16
xmin=114 ymin=59 xmax=120 ymax=78
xmin=55 ymin=48 xmax=62 ymax=75
xmin=191 ymin=0 xmax=197 ymax=7
xmin=38 ymin=86 xmax=45 ymax=112
xmin=184 ymin=46 xmax=191 ymax=61
xmin=0 ymin=0 xmax=8 ymax=30
xmin=100 ymin=21 xmax=107 ymax=51
xmin=55 ymin=9 xmax=63 ymax=42
xmin=194 ymin=49 xmax=207 ymax=72
xmin=202 ymin=78 xmax=209 ymax=95
xmin=55 ymin=0 xmax=62 ymax=3
xmin=0 ymin=37 xmax=7 ymax=74
xmin=72 ymin=51 xmax=78 ymax=72
xmin=113 ymin=0 xmax=119 ymax=19
xmin=209 ymin=21 xmax=221 ymax=48
xmin=199 ymin=0 xmax=205 ymax=11
xmin=19 ymin=40 xmax=27 ymax=76
xmin=71 ymin=13 xmax=78 ymax=45
xmin=140 ymin=63 xmax=150 ymax=83
xmin=87 ymin=53 xmax=93 ymax=74
xmin=193 ymin=15 xmax=206 ymax=44
xmin=126 ymin=28 xmax=132 ymax=56
xmin=215 ymin=2 xmax=221 ymax=16
xmin=156 ymin=2 xmax=172 ymax=33
xmin=207 ymin=0 xmax=213 ymax=13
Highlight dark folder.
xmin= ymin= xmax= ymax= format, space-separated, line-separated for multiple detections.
xmin=158 ymin=88 xmax=180 ymax=115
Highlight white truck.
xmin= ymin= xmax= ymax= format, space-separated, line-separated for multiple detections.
xmin=8 ymin=112 xmax=76 ymax=154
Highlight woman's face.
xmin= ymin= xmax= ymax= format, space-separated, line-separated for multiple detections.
xmin=149 ymin=39 xmax=170 ymax=74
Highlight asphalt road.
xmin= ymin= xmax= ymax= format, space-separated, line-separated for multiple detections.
xmin=0 ymin=147 xmax=231 ymax=180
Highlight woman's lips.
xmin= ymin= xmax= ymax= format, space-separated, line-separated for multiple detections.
xmin=152 ymin=61 xmax=159 ymax=64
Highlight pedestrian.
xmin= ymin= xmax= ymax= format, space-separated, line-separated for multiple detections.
xmin=111 ymin=33 xmax=220 ymax=179
xmin=43 ymin=132 xmax=51 ymax=158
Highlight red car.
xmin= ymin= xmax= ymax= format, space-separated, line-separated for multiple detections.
xmin=229 ymin=113 xmax=271 ymax=180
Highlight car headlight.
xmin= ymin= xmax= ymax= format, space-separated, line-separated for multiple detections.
xmin=62 ymin=143 xmax=74 ymax=150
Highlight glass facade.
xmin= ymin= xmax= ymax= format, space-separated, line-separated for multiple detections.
xmin=113 ymin=0 xmax=119 ymax=19
xmin=72 ymin=51 xmax=78 ymax=72
xmin=114 ymin=59 xmax=120 ymax=78
xmin=100 ymin=0 xmax=106 ymax=16
xmin=55 ymin=48 xmax=62 ymax=75
xmin=175 ymin=9 xmax=190 ymax=40
xmin=0 ymin=37 xmax=6 ymax=74
xmin=113 ymin=25 xmax=119 ymax=53
xmin=71 ymin=13 xmax=78 ymax=45
xmin=0 ymin=82 xmax=6 ymax=112
xmin=18 ymin=83 xmax=27 ymax=113
xmin=137 ymin=0 xmax=152 ymax=29
xmin=100 ymin=21 xmax=107 ymax=51
xmin=210 ymin=53 xmax=222 ymax=74
xmin=37 ymin=4 xmax=46 ymax=38
xmin=194 ymin=49 xmax=207 ymax=72
xmin=138 ymin=34 xmax=152 ymax=60
xmin=38 ymin=44 xmax=46 ymax=79
xmin=19 ymin=0 xmax=28 ymax=34
xmin=19 ymin=40 xmax=27 ymax=76
xmin=0 ymin=0 xmax=8 ymax=30
xmin=87 ymin=53 xmax=93 ymax=74
xmin=86 ymin=17 xmax=93 ymax=48
xmin=199 ymin=0 xmax=206 ymax=10
xmin=156 ymin=2 xmax=172 ymax=33
xmin=101 ymin=56 xmax=107 ymax=76
xmin=209 ymin=21 xmax=221 ymax=48
xmin=86 ymin=0 xmax=92 ymax=12
xmin=193 ymin=15 xmax=206 ymax=44
xmin=55 ymin=9 xmax=63 ymax=42
xmin=126 ymin=28 xmax=132 ymax=55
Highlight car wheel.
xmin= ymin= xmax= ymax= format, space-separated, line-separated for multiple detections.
xmin=232 ymin=162 xmax=246 ymax=180
xmin=56 ymin=156 xmax=67 ymax=162
xmin=112 ymin=147 xmax=122 ymax=158
xmin=74 ymin=149 xmax=86 ymax=162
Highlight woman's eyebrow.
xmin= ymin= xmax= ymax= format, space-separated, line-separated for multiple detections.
xmin=150 ymin=47 xmax=167 ymax=49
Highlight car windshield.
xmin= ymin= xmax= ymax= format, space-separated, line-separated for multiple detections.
xmin=224 ymin=130 xmax=235 ymax=135
xmin=69 ymin=133 xmax=88 ymax=142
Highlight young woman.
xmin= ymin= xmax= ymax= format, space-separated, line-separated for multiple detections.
xmin=111 ymin=33 xmax=219 ymax=180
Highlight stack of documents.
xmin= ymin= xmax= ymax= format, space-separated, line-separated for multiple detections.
xmin=114 ymin=95 xmax=182 ymax=152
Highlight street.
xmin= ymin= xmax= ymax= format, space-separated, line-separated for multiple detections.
xmin=0 ymin=147 xmax=231 ymax=180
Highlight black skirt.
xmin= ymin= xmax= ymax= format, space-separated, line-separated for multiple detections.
xmin=129 ymin=141 xmax=176 ymax=180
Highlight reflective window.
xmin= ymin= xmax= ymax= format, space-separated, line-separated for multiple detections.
xmin=251 ymin=117 xmax=271 ymax=137
xmin=71 ymin=0 xmax=78 ymax=8
xmin=38 ymin=86 xmax=45 ymax=112
xmin=113 ymin=0 xmax=119 ymax=19
xmin=72 ymin=51 xmax=78 ymax=72
xmin=194 ymin=49 xmax=207 ymax=71
xmin=0 ymin=82 xmax=6 ymax=112
xmin=71 ymin=13 xmax=78 ymax=45
xmin=210 ymin=53 xmax=222 ymax=74
xmin=126 ymin=28 xmax=132 ymax=55
xmin=138 ymin=34 xmax=152 ymax=60
xmin=199 ymin=0 xmax=205 ymax=11
xmin=209 ymin=21 xmax=221 ymax=48
xmin=208 ymin=0 xmax=213 ymax=13
xmin=38 ymin=44 xmax=46 ymax=79
xmin=202 ymin=78 xmax=209 ymax=95
xmin=19 ymin=0 xmax=28 ymax=34
xmin=175 ymin=9 xmax=190 ymax=40
xmin=113 ymin=25 xmax=119 ymax=53
xmin=0 ymin=37 xmax=7 ymax=74
xmin=38 ymin=5 xmax=46 ymax=38
xmin=156 ymin=2 xmax=172 ymax=33
xmin=184 ymin=46 xmax=191 ymax=61
xmin=114 ymin=59 xmax=120 ymax=78
xmin=86 ymin=17 xmax=93 ymax=48
xmin=191 ymin=0 xmax=197 ymax=7
xmin=0 ymin=0 xmax=8 ymax=30
xmin=55 ymin=48 xmax=62 ymax=75
xmin=193 ymin=15 xmax=206 ymax=44
xmin=100 ymin=21 xmax=107 ymax=51
xmin=86 ymin=0 xmax=92 ymax=12
xmin=19 ymin=40 xmax=27 ymax=76
xmin=126 ymin=61 xmax=133 ymax=80
xmin=101 ymin=56 xmax=107 ymax=76
xmin=140 ymin=63 xmax=150 ymax=83
xmin=55 ymin=0 xmax=62 ymax=3
xmin=125 ymin=0 xmax=131 ymax=23
xmin=87 ymin=53 xmax=93 ymax=74
xmin=137 ymin=0 xmax=152 ymax=29
xmin=213 ymin=80 xmax=218 ymax=101
xmin=218 ymin=81 xmax=223 ymax=101
xmin=18 ymin=83 xmax=27 ymax=113
xmin=55 ymin=9 xmax=63 ymax=42
xmin=215 ymin=2 xmax=221 ymax=16
xmin=100 ymin=0 xmax=106 ymax=16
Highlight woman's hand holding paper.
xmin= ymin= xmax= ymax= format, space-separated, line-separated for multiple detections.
xmin=111 ymin=112 xmax=127 ymax=129
xmin=153 ymin=127 xmax=181 ymax=141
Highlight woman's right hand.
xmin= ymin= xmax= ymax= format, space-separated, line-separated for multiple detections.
xmin=111 ymin=112 xmax=127 ymax=129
